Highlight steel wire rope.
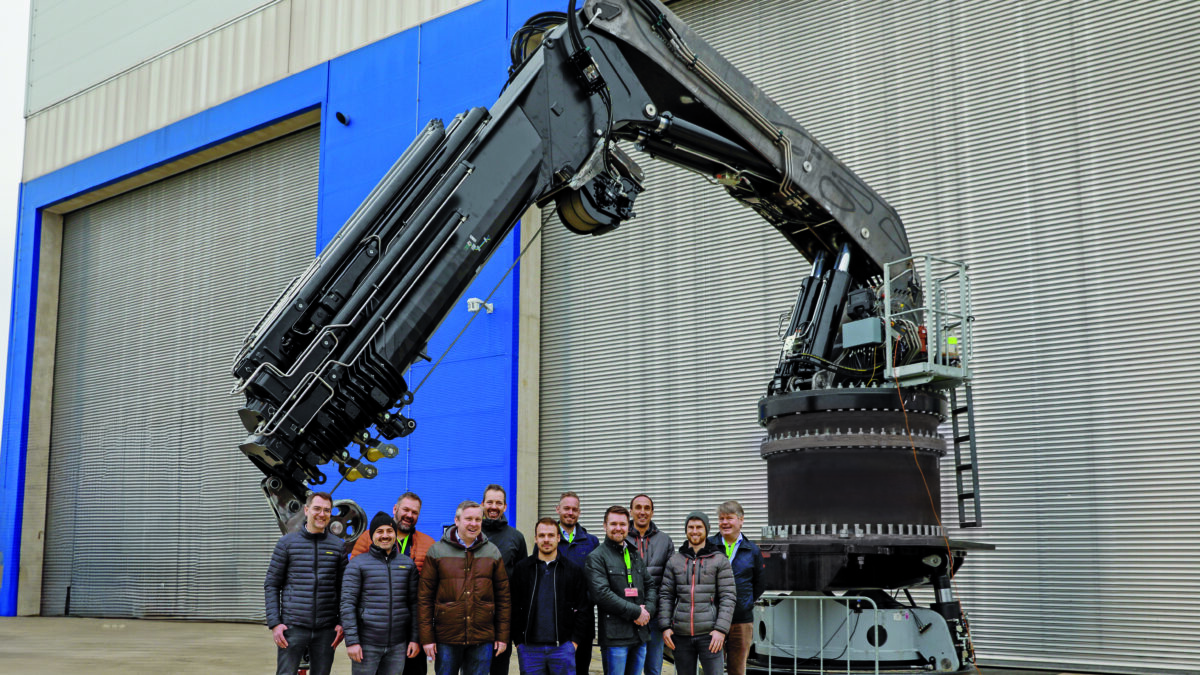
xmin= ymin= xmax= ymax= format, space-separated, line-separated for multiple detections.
xmin=891 ymin=345 xmax=983 ymax=669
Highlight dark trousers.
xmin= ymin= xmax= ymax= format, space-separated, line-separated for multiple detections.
xmin=672 ymin=635 xmax=722 ymax=675
xmin=407 ymin=649 xmax=429 ymax=675
xmin=516 ymin=643 xmax=576 ymax=675
xmin=490 ymin=641 xmax=513 ymax=675
xmin=574 ymin=640 xmax=592 ymax=675
xmin=276 ymin=626 xmax=337 ymax=675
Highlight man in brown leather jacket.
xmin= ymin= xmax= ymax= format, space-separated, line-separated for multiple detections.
xmin=418 ymin=500 xmax=512 ymax=675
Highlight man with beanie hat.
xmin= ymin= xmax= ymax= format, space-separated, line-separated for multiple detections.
xmin=351 ymin=492 xmax=438 ymax=675
xmin=342 ymin=512 xmax=421 ymax=675
xmin=658 ymin=512 xmax=735 ymax=675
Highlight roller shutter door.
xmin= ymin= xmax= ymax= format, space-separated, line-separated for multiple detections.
xmin=538 ymin=0 xmax=1200 ymax=671
xmin=41 ymin=127 xmax=319 ymax=621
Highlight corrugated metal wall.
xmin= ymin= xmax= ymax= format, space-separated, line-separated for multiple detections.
xmin=538 ymin=0 xmax=1200 ymax=671
xmin=40 ymin=128 xmax=319 ymax=621
xmin=26 ymin=0 xmax=269 ymax=115
xmin=23 ymin=0 xmax=482 ymax=180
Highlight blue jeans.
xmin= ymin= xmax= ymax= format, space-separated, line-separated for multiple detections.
xmin=353 ymin=643 xmax=409 ymax=675
xmin=600 ymin=644 xmax=646 ymax=675
xmin=436 ymin=643 xmax=493 ymax=675
xmin=275 ymin=626 xmax=337 ymax=675
xmin=517 ymin=643 xmax=576 ymax=675
xmin=643 ymin=629 xmax=664 ymax=675
xmin=671 ymin=634 xmax=723 ymax=675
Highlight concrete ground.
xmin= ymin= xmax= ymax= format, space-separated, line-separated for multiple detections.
xmin=0 ymin=616 xmax=619 ymax=675
xmin=0 ymin=616 xmax=1097 ymax=675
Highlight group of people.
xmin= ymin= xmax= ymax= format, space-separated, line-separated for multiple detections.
xmin=264 ymin=486 xmax=766 ymax=675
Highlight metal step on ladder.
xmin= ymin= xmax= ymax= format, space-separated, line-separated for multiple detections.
xmin=950 ymin=383 xmax=983 ymax=528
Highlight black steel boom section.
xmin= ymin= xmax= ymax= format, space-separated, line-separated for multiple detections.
xmin=232 ymin=0 xmax=911 ymax=529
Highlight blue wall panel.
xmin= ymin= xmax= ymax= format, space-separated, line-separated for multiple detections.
xmin=318 ymin=30 xmax=420 ymax=248
xmin=0 ymin=0 xmax=542 ymax=614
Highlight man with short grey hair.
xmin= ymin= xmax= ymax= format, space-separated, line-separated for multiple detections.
xmin=707 ymin=501 xmax=765 ymax=675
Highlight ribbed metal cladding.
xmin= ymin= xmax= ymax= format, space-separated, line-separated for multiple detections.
xmin=40 ymin=127 xmax=319 ymax=621
xmin=539 ymin=0 xmax=1200 ymax=671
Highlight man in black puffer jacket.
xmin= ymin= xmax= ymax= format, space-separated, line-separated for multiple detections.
xmin=265 ymin=491 xmax=346 ymax=675
xmin=342 ymin=511 xmax=421 ymax=675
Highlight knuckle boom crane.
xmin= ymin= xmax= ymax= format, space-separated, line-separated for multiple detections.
xmin=232 ymin=1 xmax=989 ymax=670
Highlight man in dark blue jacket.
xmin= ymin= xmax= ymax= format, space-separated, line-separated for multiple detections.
xmin=342 ymin=511 xmax=421 ymax=675
xmin=708 ymin=501 xmax=765 ymax=675
xmin=265 ymin=491 xmax=346 ymax=675
xmin=555 ymin=491 xmax=599 ymax=675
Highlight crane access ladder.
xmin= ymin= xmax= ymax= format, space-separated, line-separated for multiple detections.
xmin=883 ymin=254 xmax=983 ymax=529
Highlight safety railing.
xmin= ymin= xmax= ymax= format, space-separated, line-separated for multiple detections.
xmin=754 ymin=594 xmax=881 ymax=675
xmin=883 ymin=254 xmax=973 ymax=388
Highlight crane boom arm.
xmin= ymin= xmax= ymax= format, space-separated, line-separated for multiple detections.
xmin=232 ymin=0 xmax=911 ymax=530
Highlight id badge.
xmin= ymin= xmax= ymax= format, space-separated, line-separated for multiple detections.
xmin=624 ymin=587 xmax=639 ymax=598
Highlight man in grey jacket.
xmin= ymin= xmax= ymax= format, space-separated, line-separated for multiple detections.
xmin=264 ymin=491 xmax=346 ymax=675
xmin=628 ymin=494 xmax=673 ymax=675
xmin=658 ymin=512 xmax=735 ymax=675
xmin=342 ymin=511 xmax=421 ymax=675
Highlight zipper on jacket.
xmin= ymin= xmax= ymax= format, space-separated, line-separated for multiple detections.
xmin=386 ymin=549 xmax=395 ymax=645
xmin=689 ymin=557 xmax=697 ymax=636
xmin=524 ymin=563 xmax=539 ymax=641
xmin=311 ymin=535 xmax=319 ymax=629
xmin=552 ymin=564 xmax=559 ymax=644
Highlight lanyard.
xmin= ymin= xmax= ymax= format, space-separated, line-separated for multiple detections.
xmin=623 ymin=546 xmax=633 ymax=585
xmin=724 ymin=538 xmax=737 ymax=559
xmin=564 ymin=528 xmax=575 ymax=544
xmin=398 ymin=534 xmax=410 ymax=556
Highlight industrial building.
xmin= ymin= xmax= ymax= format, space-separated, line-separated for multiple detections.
xmin=1 ymin=0 xmax=1197 ymax=672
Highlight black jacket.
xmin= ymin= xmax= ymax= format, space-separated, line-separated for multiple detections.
xmin=510 ymin=555 xmax=593 ymax=646
xmin=584 ymin=538 xmax=658 ymax=647
xmin=341 ymin=544 xmax=420 ymax=647
xmin=482 ymin=517 xmax=529 ymax=580
xmin=264 ymin=526 xmax=346 ymax=630
xmin=629 ymin=521 xmax=673 ymax=588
